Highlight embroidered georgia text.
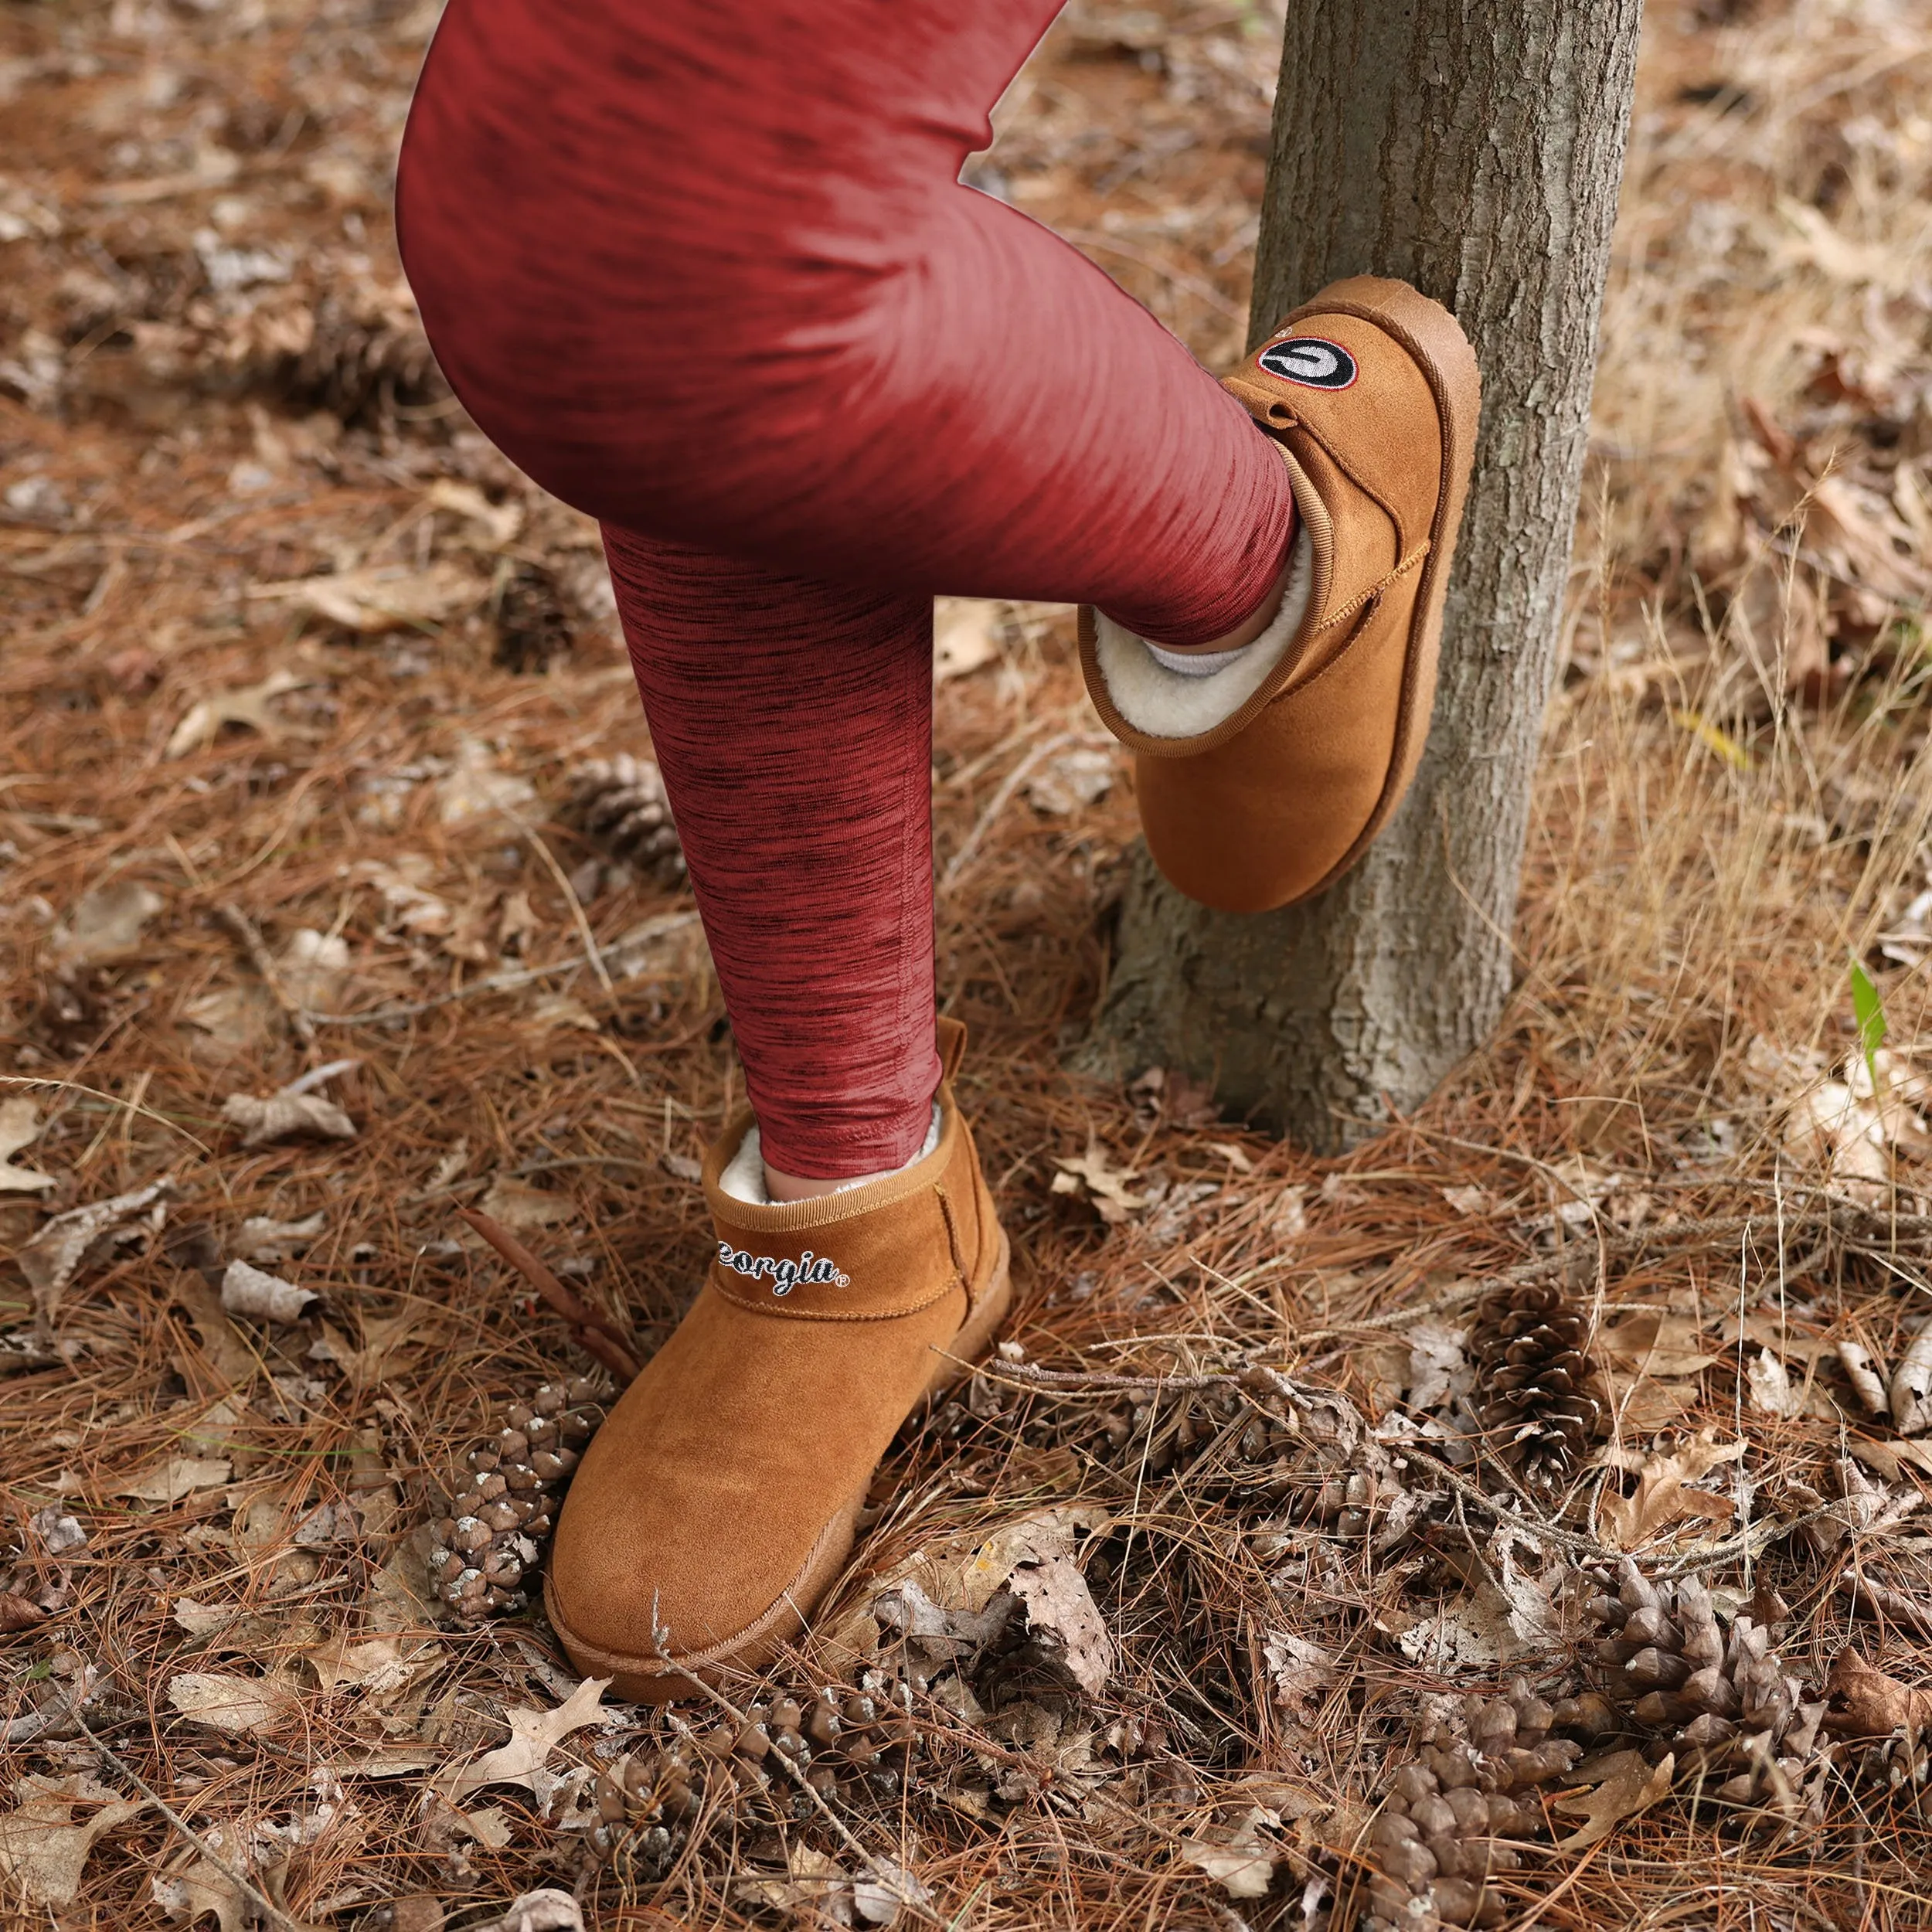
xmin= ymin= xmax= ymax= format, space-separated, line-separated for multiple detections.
xmin=717 ymin=1241 xmax=852 ymax=1295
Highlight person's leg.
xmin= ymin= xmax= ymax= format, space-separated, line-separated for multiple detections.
xmin=396 ymin=0 xmax=1300 ymax=1189
xmin=396 ymin=0 xmax=1297 ymax=650
xmin=599 ymin=529 xmax=938 ymax=1186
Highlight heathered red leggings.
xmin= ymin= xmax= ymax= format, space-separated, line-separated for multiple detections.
xmin=396 ymin=0 xmax=1295 ymax=1178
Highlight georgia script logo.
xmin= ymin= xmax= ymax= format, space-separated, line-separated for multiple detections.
xmin=1256 ymin=335 xmax=1358 ymax=390
xmin=717 ymin=1241 xmax=851 ymax=1297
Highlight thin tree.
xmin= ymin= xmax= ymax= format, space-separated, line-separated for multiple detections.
xmin=1090 ymin=0 xmax=1648 ymax=1150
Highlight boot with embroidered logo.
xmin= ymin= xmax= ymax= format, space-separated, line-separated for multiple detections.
xmin=1080 ymin=275 xmax=1481 ymax=914
xmin=544 ymin=1019 xmax=1010 ymax=1700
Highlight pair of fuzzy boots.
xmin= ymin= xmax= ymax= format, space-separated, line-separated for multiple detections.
xmin=545 ymin=277 xmax=1480 ymax=1698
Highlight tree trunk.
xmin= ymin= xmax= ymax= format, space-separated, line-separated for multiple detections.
xmin=1088 ymin=0 xmax=1645 ymax=1151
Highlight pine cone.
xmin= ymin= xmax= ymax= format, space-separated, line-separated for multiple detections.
xmin=1570 ymin=1560 xmax=1825 ymax=1815
xmin=425 ymin=1377 xmax=607 ymax=1621
xmin=1364 ymin=1680 xmax=1581 ymax=1930
xmin=492 ymin=563 xmax=573 ymax=673
xmin=942 ymin=1369 xmax=1423 ymax=1549
xmin=589 ymin=1671 xmax=927 ymax=1875
xmin=564 ymin=753 xmax=686 ymax=889
xmin=1470 ymin=1280 xmax=1604 ymax=1489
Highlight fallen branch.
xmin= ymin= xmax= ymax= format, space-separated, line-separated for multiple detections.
xmin=457 ymin=1206 xmax=641 ymax=1381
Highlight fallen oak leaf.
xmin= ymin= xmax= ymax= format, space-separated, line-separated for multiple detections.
xmin=426 ymin=477 xmax=525 ymax=548
xmin=165 ymin=667 xmax=319 ymax=759
xmin=233 ymin=1209 xmax=327 ymax=1263
xmin=151 ymin=1854 xmax=252 ymax=1932
xmin=1002 ymin=1553 xmax=1116 ymax=1699
xmin=220 ymin=1057 xmax=359 ymax=1149
xmin=166 ymin=1668 xmax=304 ymax=1736
xmin=1551 ymin=1748 xmax=1675 ymax=1852
xmin=439 ymin=1675 xmax=611 ymax=1801
xmin=114 ymin=1455 xmax=233 ymax=1504
xmin=1596 ymin=1431 xmax=1746 ymax=1551
xmin=48 ymin=879 xmax=165 ymax=967
xmin=0 ymin=1774 xmax=148 ymax=1907
xmin=1182 ymin=1807 xmax=1279 ymax=1900
xmin=1051 ymin=1141 xmax=1145 ymax=1225
xmin=933 ymin=596 xmax=1003 ymax=682
xmin=0 ymin=1592 xmax=45 ymax=1633
xmin=0 ymin=1097 xmax=56 ymax=1192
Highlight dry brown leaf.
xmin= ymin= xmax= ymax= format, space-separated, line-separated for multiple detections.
xmin=460 ymin=1890 xmax=585 ymax=1932
xmin=304 ymin=1631 xmax=445 ymax=1697
xmin=151 ymin=1853 xmax=250 ymax=1932
xmin=166 ymin=1668 xmax=304 ymax=1736
xmin=734 ymin=1848 xmax=849 ymax=1920
xmin=1552 ymin=1748 xmax=1675 ymax=1852
xmin=165 ymin=667 xmax=317 ymax=758
xmin=1262 ymin=1631 xmax=1335 ymax=1723
xmin=1006 ymin=1553 xmax=1115 ymax=1699
xmin=253 ymin=560 xmax=488 ymax=633
xmin=1597 ymin=1431 xmax=1747 ymax=1550
xmin=0 ymin=1097 xmax=56 ymax=1192
xmin=0 ymin=1774 xmax=147 ymax=1907
xmin=1891 ymin=1328 xmax=1932 ymax=1435
xmin=19 ymin=1176 xmax=172 ymax=1325
xmin=1025 ymin=744 xmax=1114 ymax=815
xmin=437 ymin=738 xmax=538 ymax=828
xmin=427 ymin=477 xmax=524 ymax=548
xmin=233 ymin=1211 xmax=327 ymax=1264
xmin=1599 ymin=1311 xmax=1722 ymax=1379
xmin=219 ymin=1258 xmax=317 ymax=1323
xmin=311 ymin=1308 xmax=417 ymax=1387
xmin=1182 ymin=1808 xmax=1278 ymax=1900
xmin=1747 ymin=1347 xmax=1807 ymax=1420
xmin=0 ymin=1592 xmax=45 ymax=1633
xmin=1824 ymin=1648 xmax=1932 ymax=1738
xmin=934 ymin=597 xmax=1003 ymax=682
xmin=115 ymin=1455 xmax=232 ymax=1504
xmin=352 ymin=857 xmax=454 ymax=935
xmin=49 ymin=879 xmax=165 ymax=965
xmin=220 ymin=1063 xmax=359 ymax=1149
xmin=1051 ymin=1141 xmax=1145 ymax=1224
xmin=474 ymin=1175 xmax=575 ymax=1230
xmin=440 ymin=1675 xmax=611 ymax=1801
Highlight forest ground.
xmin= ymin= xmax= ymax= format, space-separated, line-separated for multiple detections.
xmin=3 ymin=1 xmax=1932 ymax=1927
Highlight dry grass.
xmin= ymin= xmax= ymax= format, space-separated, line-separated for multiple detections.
xmin=3 ymin=0 xmax=1932 ymax=1927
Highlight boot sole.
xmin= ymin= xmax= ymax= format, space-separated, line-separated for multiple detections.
xmin=1281 ymin=274 xmax=1482 ymax=901
xmin=544 ymin=1230 xmax=1013 ymax=1703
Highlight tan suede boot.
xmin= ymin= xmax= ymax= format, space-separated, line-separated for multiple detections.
xmin=1080 ymin=275 xmax=1481 ymax=914
xmin=544 ymin=1019 xmax=1009 ymax=1701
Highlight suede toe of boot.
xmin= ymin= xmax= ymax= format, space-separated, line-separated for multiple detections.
xmin=544 ymin=1021 xmax=1009 ymax=1700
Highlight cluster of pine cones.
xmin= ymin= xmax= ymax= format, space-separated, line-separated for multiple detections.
xmin=588 ymin=1673 xmax=926 ymax=1878
xmin=1365 ymin=1680 xmax=1584 ymax=1930
xmin=424 ymin=1379 xmax=605 ymax=1621
xmin=1580 ymin=1561 xmax=1825 ymax=1815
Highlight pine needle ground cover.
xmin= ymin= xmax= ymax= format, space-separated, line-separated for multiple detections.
xmin=3 ymin=2 xmax=1931 ymax=1927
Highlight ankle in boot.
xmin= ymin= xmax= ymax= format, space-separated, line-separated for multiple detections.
xmin=544 ymin=1019 xmax=1011 ymax=1700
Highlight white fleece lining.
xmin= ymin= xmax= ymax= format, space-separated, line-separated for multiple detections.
xmin=1093 ymin=526 xmax=1314 ymax=739
xmin=719 ymin=1104 xmax=944 ymax=1206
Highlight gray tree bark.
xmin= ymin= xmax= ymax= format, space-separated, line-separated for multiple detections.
xmin=1089 ymin=0 xmax=1645 ymax=1151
